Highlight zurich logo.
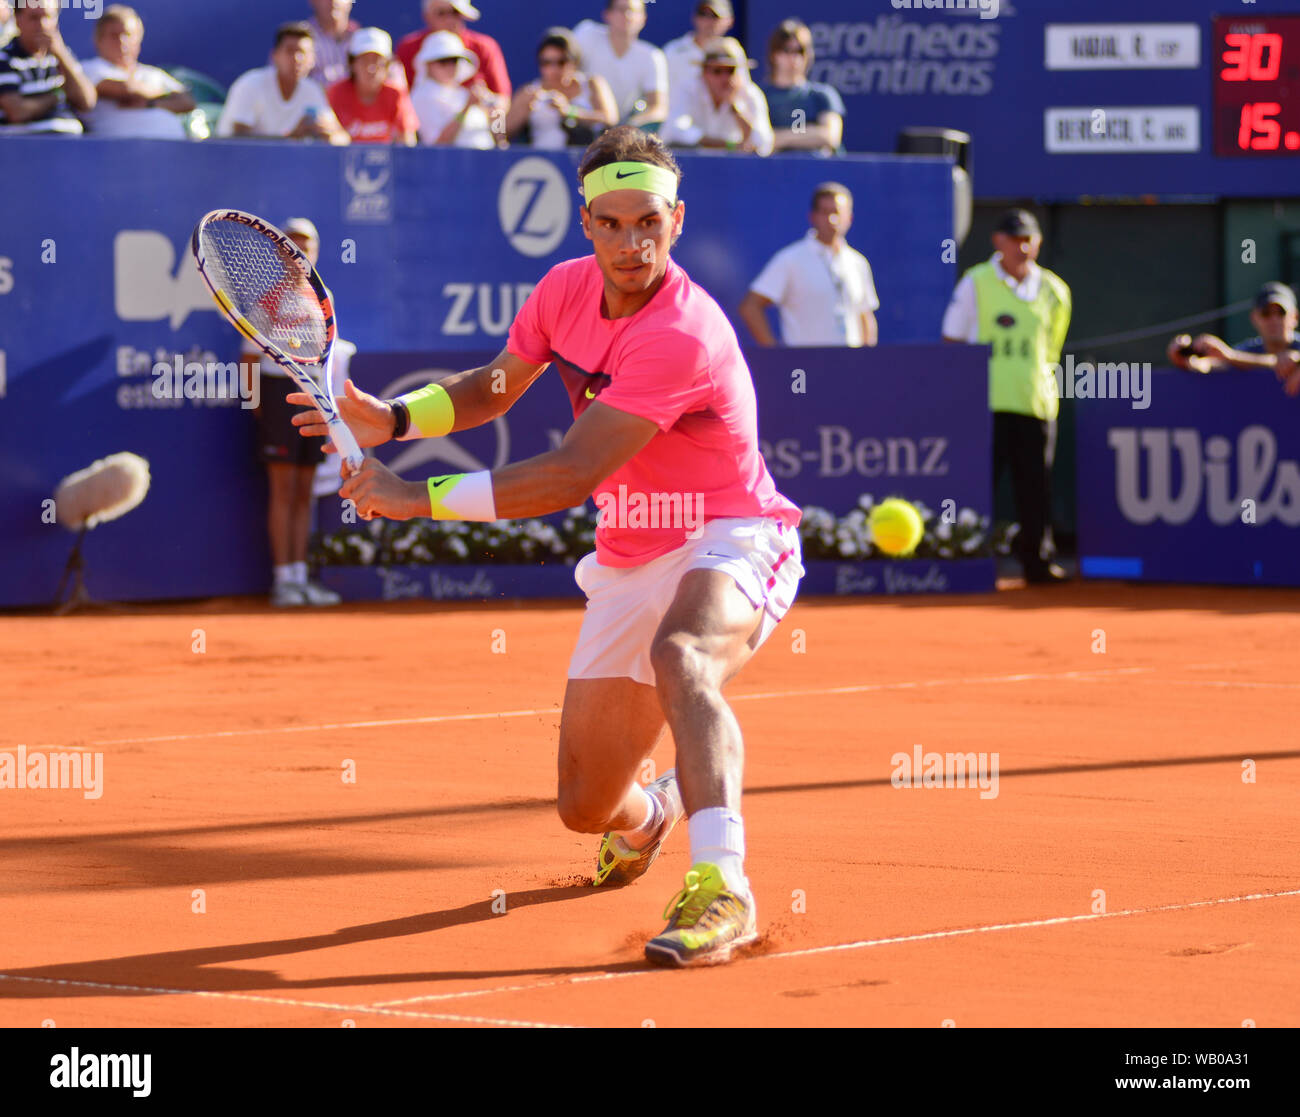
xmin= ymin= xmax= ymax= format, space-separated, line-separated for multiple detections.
xmin=498 ymin=157 xmax=570 ymax=259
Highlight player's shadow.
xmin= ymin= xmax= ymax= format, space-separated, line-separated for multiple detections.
xmin=0 ymin=884 xmax=639 ymax=1000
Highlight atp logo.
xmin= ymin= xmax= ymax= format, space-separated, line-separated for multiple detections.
xmin=113 ymin=231 xmax=215 ymax=330
xmin=498 ymin=157 xmax=570 ymax=258
xmin=379 ymin=370 xmax=511 ymax=479
xmin=343 ymin=148 xmax=393 ymax=224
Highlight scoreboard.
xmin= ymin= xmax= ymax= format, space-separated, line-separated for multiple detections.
xmin=746 ymin=0 xmax=1300 ymax=199
xmin=1213 ymin=15 xmax=1300 ymax=157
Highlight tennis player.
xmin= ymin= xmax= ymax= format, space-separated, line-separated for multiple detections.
xmin=292 ymin=125 xmax=802 ymax=966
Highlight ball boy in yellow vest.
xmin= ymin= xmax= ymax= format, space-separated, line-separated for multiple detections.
xmin=943 ymin=209 xmax=1072 ymax=583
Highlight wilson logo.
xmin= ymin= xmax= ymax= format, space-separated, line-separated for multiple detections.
xmin=1109 ymin=426 xmax=1300 ymax=526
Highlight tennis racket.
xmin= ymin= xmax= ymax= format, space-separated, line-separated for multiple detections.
xmin=190 ymin=209 xmax=364 ymax=476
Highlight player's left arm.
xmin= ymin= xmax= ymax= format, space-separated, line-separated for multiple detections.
xmin=340 ymin=400 xmax=657 ymax=521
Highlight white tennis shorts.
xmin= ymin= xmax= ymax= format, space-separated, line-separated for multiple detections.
xmin=568 ymin=516 xmax=804 ymax=687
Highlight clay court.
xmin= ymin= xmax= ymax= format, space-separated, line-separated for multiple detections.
xmin=1 ymin=582 xmax=1297 ymax=1028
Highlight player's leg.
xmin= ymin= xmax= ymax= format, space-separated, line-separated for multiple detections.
xmin=644 ymin=518 xmax=802 ymax=966
xmin=557 ymin=677 xmax=685 ymax=886
xmin=557 ymin=676 xmax=665 ymax=834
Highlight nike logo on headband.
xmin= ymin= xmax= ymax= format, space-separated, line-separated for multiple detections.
xmin=614 ymin=170 xmax=643 ymax=180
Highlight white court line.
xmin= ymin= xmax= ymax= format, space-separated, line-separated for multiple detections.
xmin=1161 ymin=680 xmax=1300 ymax=691
xmin=84 ymin=665 xmax=1166 ymax=748
xmin=5 ymin=889 xmax=1293 ymax=1022
xmin=0 ymin=974 xmax=572 ymax=1029
xmin=370 ymin=886 xmax=1300 ymax=1009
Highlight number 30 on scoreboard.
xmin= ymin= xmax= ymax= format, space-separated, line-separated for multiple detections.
xmin=1213 ymin=16 xmax=1300 ymax=156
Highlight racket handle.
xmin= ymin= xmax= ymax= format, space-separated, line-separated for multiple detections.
xmin=328 ymin=417 xmax=365 ymax=476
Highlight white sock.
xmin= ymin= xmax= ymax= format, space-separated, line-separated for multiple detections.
xmin=689 ymin=807 xmax=749 ymax=896
xmin=273 ymin=564 xmax=295 ymax=587
xmin=613 ymin=785 xmax=662 ymax=851
xmin=290 ymin=561 xmax=308 ymax=585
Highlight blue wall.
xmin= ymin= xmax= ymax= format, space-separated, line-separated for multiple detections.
xmin=0 ymin=138 xmax=956 ymax=606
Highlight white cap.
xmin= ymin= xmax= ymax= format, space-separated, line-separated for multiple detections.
xmin=283 ymin=217 xmax=320 ymax=242
xmin=349 ymin=27 xmax=394 ymax=58
xmin=415 ymin=29 xmax=479 ymax=84
xmin=448 ymin=0 xmax=482 ymax=19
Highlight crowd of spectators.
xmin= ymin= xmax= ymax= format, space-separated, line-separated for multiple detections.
xmin=0 ymin=0 xmax=847 ymax=154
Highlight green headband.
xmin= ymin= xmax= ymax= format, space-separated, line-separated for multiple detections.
xmin=583 ymin=162 xmax=679 ymax=207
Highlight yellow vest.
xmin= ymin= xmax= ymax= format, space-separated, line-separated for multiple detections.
xmin=968 ymin=260 xmax=1071 ymax=420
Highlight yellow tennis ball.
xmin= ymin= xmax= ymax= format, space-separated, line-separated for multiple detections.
xmin=869 ymin=498 xmax=925 ymax=557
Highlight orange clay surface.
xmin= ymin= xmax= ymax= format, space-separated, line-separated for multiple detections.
xmin=1 ymin=582 xmax=1297 ymax=1028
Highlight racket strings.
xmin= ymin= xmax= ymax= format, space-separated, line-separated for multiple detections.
xmin=199 ymin=221 xmax=328 ymax=360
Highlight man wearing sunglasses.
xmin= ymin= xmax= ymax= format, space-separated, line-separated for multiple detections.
xmin=662 ymin=1 xmax=732 ymax=125
xmin=1168 ymin=283 xmax=1299 ymax=386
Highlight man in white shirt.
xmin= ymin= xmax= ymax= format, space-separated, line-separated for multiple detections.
xmin=660 ymin=36 xmax=771 ymax=155
xmin=217 ymin=22 xmax=349 ymax=143
xmin=573 ymin=0 xmax=666 ymax=127
xmin=80 ymin=5 xmax=194 ymax=139
xmin=661 ymin=1 xmax=732 ymax=123
xmin=740 ymin=183 xmax=879 ymax=347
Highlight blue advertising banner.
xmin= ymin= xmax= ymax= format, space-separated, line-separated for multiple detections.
xmin=1076 ymin=369 xmax=1300 ymax=586
xmin=0 ymin=335 xmax=992 ymax=605
xmin=0 ymin=137 xmax=957 ymax=607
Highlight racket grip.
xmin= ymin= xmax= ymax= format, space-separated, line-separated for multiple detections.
xmin=328 ymin=417 xmax=365 ymax=476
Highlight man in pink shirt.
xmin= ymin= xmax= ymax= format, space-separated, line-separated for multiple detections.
xmin=292 ymin=126 xmax=803 ymax=967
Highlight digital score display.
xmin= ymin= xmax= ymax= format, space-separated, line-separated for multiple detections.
xmin=1213 ymin=15 xmax=1300 ymax=156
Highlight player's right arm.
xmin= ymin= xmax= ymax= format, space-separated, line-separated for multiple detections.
xmin=289 ymin=347 xmax=548 ymax=450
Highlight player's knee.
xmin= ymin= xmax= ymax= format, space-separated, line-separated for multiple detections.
xmin=556 ymin=785 xmax=613 ymax=834
xmin=650 ymin=632 xmax=708 ymax=694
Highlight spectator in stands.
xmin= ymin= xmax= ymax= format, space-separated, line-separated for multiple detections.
xmin=79 ymin=7 xmax=195 ymax=140
xmin=662 ymin=2 xmax=732 ymax=123
xmin=306 ymin=0 xmax=359 ymax=88
xmin=0 ymin=3 xmax=15 ymax=51
xmin=0 ymin=0 xmax=95 ymax=135
xmin=761 ymin=18 xmax=844 ymax=155
xmin=1168 ymin=282 xmax=1299 ymax=387
xmin=505 ymin=27 xmax=615 ymax=150
xmin=410 ymin=29 xmax=500 ymax=148
xmin=660 ymin=38 xmax=773 ymax=156
xmin=397 ymin=0 xmax=510 ymax=103
xmin=328 ymin=27 xmax=417 ymax=144
xmin=942 ymin=209 xmax=1072 ymax=584
xmin=573 ymin=0 xmax=666 ymax=127
xmin=218 ymin=22 xmax=349 ymax=144
xmin=740 ymin=182 xmax=878 ymax=348
xmin=247 ymin=217 xmax=345 ymax=608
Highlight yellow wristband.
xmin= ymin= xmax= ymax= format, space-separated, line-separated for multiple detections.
xmin=427 ymin=471 xmax=497 ymax=521
xmin=399 ymin=382 xmax=455 ymax=439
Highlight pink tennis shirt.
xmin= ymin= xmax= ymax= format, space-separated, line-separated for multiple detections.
xmin=508 ymin=254 xmax=801 ymax=567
